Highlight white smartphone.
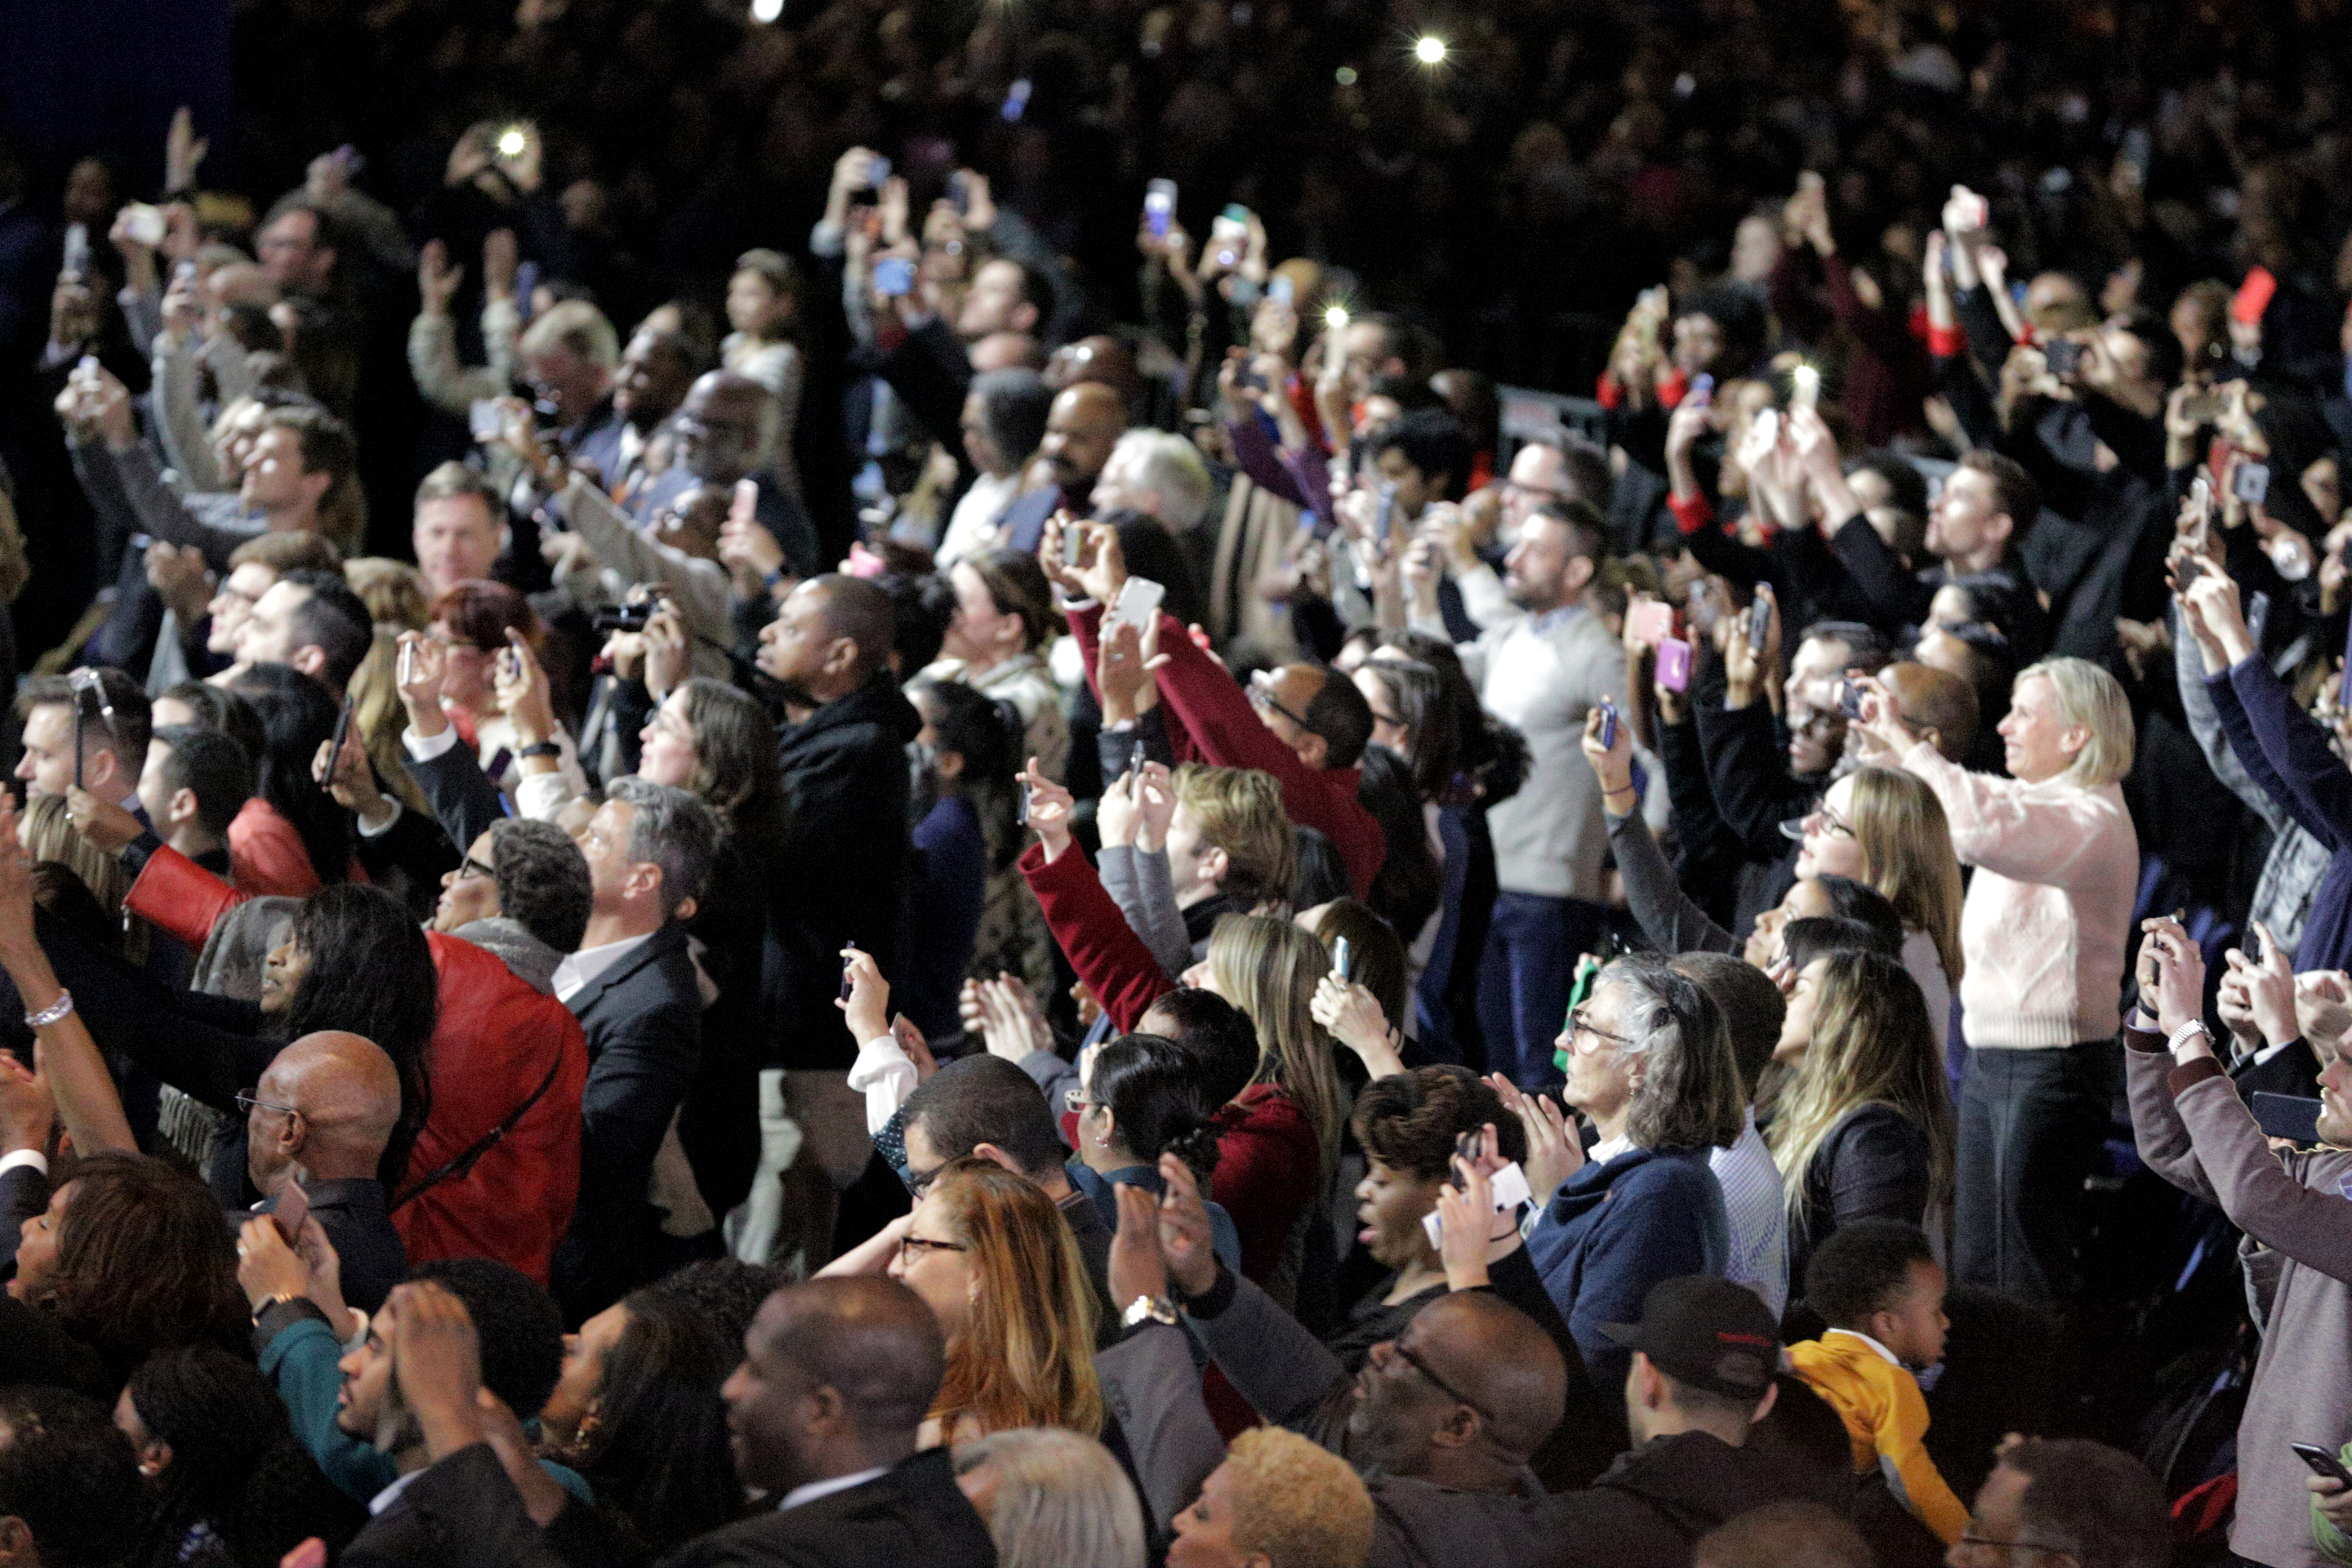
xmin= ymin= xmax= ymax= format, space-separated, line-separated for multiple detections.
xmin=1423 ymin=1161 xmax=1538 ymax=1247
xmin=1109 ymin=577 xmax=1166 ymax=635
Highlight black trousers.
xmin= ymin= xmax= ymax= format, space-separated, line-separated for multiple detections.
xmin=1952 ymin=1040 xmax=2117 ymax=1302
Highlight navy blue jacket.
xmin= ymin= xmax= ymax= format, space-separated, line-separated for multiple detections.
xmin=2211 ymin=656 xmax=2352 ymax=973
xmin=1526 ymin=1146 xmax=1729 ymax=1397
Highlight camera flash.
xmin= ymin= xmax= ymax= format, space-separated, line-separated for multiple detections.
xmin=751 ymin=0 xmax=783 ymax=17
xmin=1324 ymin=305 xmax=1351 ymax=332
xmin=497 ymin=127 xmax=528 ymax=158
xmin=1414 ymin=35 xmax=1447 ymax=64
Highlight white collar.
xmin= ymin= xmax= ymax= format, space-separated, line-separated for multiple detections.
xmin=553 ymin=931 xmax=654 ymax=1004
xmin=1825 ymin=1327 xmax=1904 ymax=1367
xmin=778 ymin=1466 xmax=890 ymax=1512
xmin=1587 ymin=1133 xmax=1634 ymax=1165
xmin=368 ymin=1466 xmax=427 ymax=1516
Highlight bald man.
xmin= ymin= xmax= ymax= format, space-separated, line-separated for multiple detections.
xmin=998 ymin=381 xmax=1129 ymax=554
xmin=671 ymin=1278 xmax=995 ymax=1568
xmin=746 ymin=577 xmax=923 ymax=1228
xmin=243 ymin=1030 xmax=408 ymax=1311
xmin=639 ymin=370 xmax=817 ymax=575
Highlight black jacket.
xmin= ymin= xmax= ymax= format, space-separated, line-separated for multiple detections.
xmin=1788 ymin=1102 xmax=1935 ymax=1294
xmin=768 ymin=675 xmax=920 ymax=1071
xmin=1532 ymin=1429 xmax=1846 ymax=1568
xmin=553 ymin=920 xmax=704 ymax=1321
xmin=657 ymin=1450 xmax=996 ymax=1568
xmin=341 ymin=1445 xmax=618 ymax=1568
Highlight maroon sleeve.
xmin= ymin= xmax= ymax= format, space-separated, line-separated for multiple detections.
xmin=1020 ymin=840 xmax=1176 ymax=1033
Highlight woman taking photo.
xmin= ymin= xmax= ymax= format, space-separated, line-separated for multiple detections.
xmin=1793 ymin=766 xmax=1966 ymax=1054
xmin=1853 ymin=654 xmax=2136 ymax=1304
xmin=821 ymin=1157 xmax=1103 ymax=1447
xmin=1767 ymin=950 xmax=1956 ymax=1289
xmin=925 ymin=549 xmax=1070 ymax=782
xmin=1063 ymin=1031 xmax=1239 ymax=1268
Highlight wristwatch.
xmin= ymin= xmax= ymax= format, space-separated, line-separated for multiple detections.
xmin=2167 ymin=1018 xmax=2212 ymax=1060
xmin=1121 ymin=1294 xmax=1179 ymax=1330
xmin=517 ymin=741 xmax=562 ymax=760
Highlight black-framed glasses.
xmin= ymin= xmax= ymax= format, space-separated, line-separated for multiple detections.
xmin=898 ymin=1233 xmax=969 ymax=1262
xmin=898 ymin=1160 xmax=944 ymax=1198
xmin=1392 ymin=1339 xmax=1494 ymax=1422
xmin=455 ymin=854 xmax=496 ymax=882
xmin=1246 ymin=679 xmax=1316 ymax=732
xmin=236 ymin=1091 xmax=299 ymax=1121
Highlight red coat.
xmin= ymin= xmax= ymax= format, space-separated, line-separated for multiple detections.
xmin=1066 ymin=603 xmax=1383 ymax=898
xmin=1211 ymin=1083 xmax=1319 ymax=1285
xmin=1020 ymin=840 xmax=1172 ymax=1034
xmin=127 ymin=848 xmax=587 ymax=1284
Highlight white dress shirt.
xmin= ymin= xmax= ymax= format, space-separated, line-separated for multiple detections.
xmin=553 ymin=933 xmax=654 ymax=1005
xmin=777 ymin=1466 xmax=889 ymax=1512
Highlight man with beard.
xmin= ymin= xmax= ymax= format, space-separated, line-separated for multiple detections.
xmin=1408 ymin=498 xmax=1623 ymax=1089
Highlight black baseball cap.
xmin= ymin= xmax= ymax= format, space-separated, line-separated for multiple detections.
xmin=1598 ymin=1276 xmax=1780 ymax=1401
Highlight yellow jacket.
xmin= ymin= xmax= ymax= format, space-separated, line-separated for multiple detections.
xmin=1788 ymin=1331 xmax=1969 ymax=1544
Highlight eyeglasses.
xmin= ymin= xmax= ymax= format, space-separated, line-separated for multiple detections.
xmin=899 ymin=1233 xmax=969 ymax=1262
xmin=1391 ymin=1339 xmax=1494 ymax=1423
xmin=236 ymin=1092 xmax=300 ymax=1121
xmin=1563 ymin=1005 xmax=1637 ymax=1055
xmin=1063 ymin=1089 xmax=1100 ymax=1115
xmin=899 ymin=1160 xmax=944 ymax=1198
xmin=1805 ymin=804 xmax=1855 ymax=840
xmin=1245 ymin=679 xmax=1316 ymax=733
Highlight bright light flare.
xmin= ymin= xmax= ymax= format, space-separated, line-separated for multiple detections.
xmin=497 ymin=127 xmax=529 ymax=158
xmin=1414 ymin=34 xmax=1448 ymax=65
xmin=1324 ymin=304 xmax=1352 ymax=332
xmin=751 ymin=0 xmax=783 ymax=20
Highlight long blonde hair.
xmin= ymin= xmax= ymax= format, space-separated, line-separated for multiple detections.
xmin=1766 ymin=951 xmax=1954 ymax=1233
xmin=1848 ymin=766 xmax=1966 ymax=987
xmin=925 ymin=1160 xmax=1102 ymax=1441
xmin=1206 ymin=914 xmax=1348 ymax=1180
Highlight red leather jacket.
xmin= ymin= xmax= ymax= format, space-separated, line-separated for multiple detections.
xmin=127 ymin=848 xmax=587 ymax=1284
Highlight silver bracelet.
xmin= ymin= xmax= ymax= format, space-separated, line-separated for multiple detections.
xmin=2167 ymin=1018 xmax=2210 ymax=1058
xmin=23 ymin=991 xmax=72 ymax=1029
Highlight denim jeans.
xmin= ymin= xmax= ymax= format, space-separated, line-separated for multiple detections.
xmin=1474 ymin=891 xmax=1604 ymax=1087
xmin=1953 ymin=1041 xmax=2117 ymax=1301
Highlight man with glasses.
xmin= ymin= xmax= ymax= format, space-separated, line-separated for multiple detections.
xmin=237 ymin=1028 xmax=408 ymax=1312
xmin=1947 ymin=1439 xmax=2168 ymax=1568
xmin=639 ymin=369 xmax=817 ymax=577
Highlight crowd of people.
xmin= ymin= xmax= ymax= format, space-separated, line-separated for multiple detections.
xmin=7 ymin=0 xmax=2352 ymax=1564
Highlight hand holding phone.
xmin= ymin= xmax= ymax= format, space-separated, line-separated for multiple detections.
xmin=2294 ymin=1443 xmax=2352 ymax=1490
xmin=272 ymin=1178 xmax=311 ymax=1247
xmin=1654 ymin=637 xmax=1693 ymax=693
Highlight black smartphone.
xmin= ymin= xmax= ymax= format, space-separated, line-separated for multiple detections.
xmin=2044 ymin=338 xmax=2083 ymax=380
xmin=839 ymin=949 xmax=856 ymax=1003
xmin=2249 ymin=589 xmax=2273 ymax=646
xmin=1840 ymin=678 xmax=1866 ymax=719
xmin=2294 ymin=1443 xmax=2352 ymax=1490
xmin=1747 ymin=596 xmax=1770 ymax=652
xmin=328 ymin=692 xmax=355 ymax=770
xmin=1129 ymin=742 xmax=1146 ymax=776
xmin=2249 ymin=926 xmax=2266 ymax=963
xmin=2255 ymin=1093 xmax=2323 ymax=1145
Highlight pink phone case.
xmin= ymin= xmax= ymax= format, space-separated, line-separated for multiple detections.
xmin=1655 ymin=636 xmax=1693 ymax=693
xmin=1629 ymin=600 xmax=1675 ymax=647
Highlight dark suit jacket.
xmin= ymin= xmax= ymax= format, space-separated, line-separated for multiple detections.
xmin=341 ymin=1445 xmax=618 ymax=1568
xmin=658 ymin=1450 xmax=996 ymax=1568
xmin=253 ymin=1177 xmax=406 ymax=1313
xmin=402 ymin=738 xmax=511 ymax=864
xmin=0 ymin=1160 xmax=46 ymax=1274
xmin=552 ymin=921 xmax=704 ymax=1320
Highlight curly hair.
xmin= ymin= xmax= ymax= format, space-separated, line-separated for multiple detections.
xmin=489 ymin=817 xmax=593 ymax=955
xmin=1221 ymin=1426 xmax=1374 ymax=1568
xmin=1352 ymin=1065 xmax=1525 ymax=1182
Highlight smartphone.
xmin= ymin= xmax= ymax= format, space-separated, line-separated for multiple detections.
xmin=1268 ymin=274 xmax=1294 ymax=307
xmin=1597 ymin=697 xmax=1619 ymax=751
xmin=732 ymin=478 xmax=760 ymax=528
xmin=398 ymin=638 xmax=417 ymax=687
xmin=947 ymin=171 xmax=971 ymax=217
xmin=1000 ymin=78 xmax=1032 ymax=122
xmin=1211 ymin=207 xmax=1248 ymax=269
xmin=1422 ymin=1160 xmax=1538 ymax=1249
xmin=2044 ymin=338 xmax=2083 ymax=380
xmin=1110 ymin=577 xmax=1167 ymax=634
xmin=1686 ymin=372 xmax=1715 ymax=411
xmin=1628 ymin=599 xmax=1676 ymax=647
xmin=844 ymin=541 xmax=887 ymax=579
xmin=839 ymin=951 xmax=857 ymax=1003
xmin=873 ymin=256 xmax=915 ymax=297
xmin=2248 ymin=926 xmax=2267 ymax=964
xmin=1374 ymin=480 xmax=1399 ymax=545
xmin=328 ymin=692 xmax=354 ymax=768
xmin=1333 ymin=936 xmax=1353 ymax=980
xmin=2293 ymin=1443 xmax=2352 ymax=1489
xmin=1655 ymin=637 xmax=1692 ymax=693
xmin=121 ymin=203 xmax=167 ymax=248
xmin=1839 ymin=677 xmax=1867 ymax=719
xmin=468 ymin=399 xmax=505 ymax=443
xmin=1129 ymin=741 xmax=1147 ymax=776
xmin=1789 ymin=364 xmax=1820 ymax=414
xmin=1062 ymin=518 xmax=1084 ymax=566
xmin=2255 ymin=1094 xmax=2323 ymax=1145
xmin=1144 ymin=179 xmax=1177 ymax=239
xmin=272 ymin=1178 xmax=310 ymax=1247
xmin=2189 ymin=472 xmax=2214 ymax=526
xmin=61 ymin=223 xmax=89 ymax=279
xmin=1748 ymin=595 xmax=1771 ymax=651
xmin=2175 ymin=552 xmax=2207 ymax=587
xmin=2248 ymin=589 xmax=2273 ymax=645
xmin=2235 ymin=461 xmax=2272 ymax=506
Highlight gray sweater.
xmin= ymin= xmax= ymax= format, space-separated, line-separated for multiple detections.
xmin=2127 ymin=1023 xmax=2352 ymax=1567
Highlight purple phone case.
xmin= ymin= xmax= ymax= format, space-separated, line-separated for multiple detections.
xmin=1655 ymin=637 xmax=1693 ymax=693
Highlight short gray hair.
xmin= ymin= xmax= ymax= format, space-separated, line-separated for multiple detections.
xmin=1604 ymin=956 xmax=1746 ymax=1152
xmin=1107 ymin=430 xmax=1213 ymax=532
xmin=609 ymin=776 xmax=722 ymax=917
xmin=953 ymin=1428 xmax=1147 ymax=1568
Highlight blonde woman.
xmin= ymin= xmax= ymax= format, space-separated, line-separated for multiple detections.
xmin=1792 ymin=765 xmax=1967 ymax=1054
xmin=1182 ymin=913 xmax=1347 ymax=1296
xmin=1852 ymin=655 xmax=2137 ymax=1302
xmin=822 ymin=1158 xmax=1102 ymax=1446
xmin=1767 ymin=950 xmax=1956 ymax=1288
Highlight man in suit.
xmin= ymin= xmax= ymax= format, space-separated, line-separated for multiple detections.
xmin=242 ymin=1029 xmax=408 ymax=1312
xmin=674 ymin=1276 xmax=997 ymax=1568
xmin=551 ymin=776 xmax=722 ymax=1321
